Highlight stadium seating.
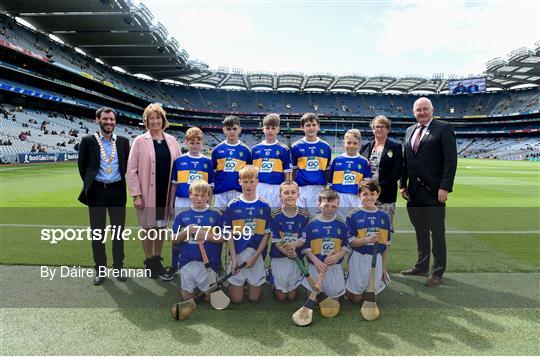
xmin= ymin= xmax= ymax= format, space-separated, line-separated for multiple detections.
xmin=0 ymin=16 xmax=538 ymax=164
xmin=2 ymin=104 xmax=537 ymax=163
xmin=0 ymin=105 xmax=144 ymax=158
xmin=2 ymin=16 xmax=539 ymax=118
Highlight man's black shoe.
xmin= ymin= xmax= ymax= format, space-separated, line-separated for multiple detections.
xmin=115 ymin=269 xmax=128 ymax=282
xmin=400 ymin=268 xmax=429 ymax=276
xmin=93 ymin=275 xmax=106 ymax=286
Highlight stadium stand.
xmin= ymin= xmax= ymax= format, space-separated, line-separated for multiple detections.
xmin=1 ymin=14 xmax=538 ymax=118
xmin=0 ymin=12 xmax=538 ymax=164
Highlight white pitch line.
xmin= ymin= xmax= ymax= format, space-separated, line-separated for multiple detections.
xmin=0 ymin=166 xmax=31 ymax=171
xmin=0 ymin=223 xmax=538 ymax=234
xmin=0 ymin=223 xmax=140 ymax=229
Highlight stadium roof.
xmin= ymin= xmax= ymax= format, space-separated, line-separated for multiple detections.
xmin=0 ymin=0 xmax=197 ymax=78
xmin=1 ymin=0 xmax=539 ymax=93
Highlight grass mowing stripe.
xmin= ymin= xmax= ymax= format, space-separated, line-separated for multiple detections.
xmin=1 ymin=267 xmax=539 ymax=355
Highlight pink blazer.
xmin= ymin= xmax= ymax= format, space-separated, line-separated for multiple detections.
xmin=126 ymin=131 xmax=181 ymax=228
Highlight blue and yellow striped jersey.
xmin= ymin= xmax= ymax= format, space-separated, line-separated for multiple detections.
xmin=329 ymin=154 xmax=371 ymax=195
xmin=252 ymin=141 xmax=292 ymax=185
xmin=171 ymin=153 xmax=214 ymax=198
xmin=211 ymin=141 xmax=252 ymax=194
xmin=300 ymin=216 xmax=350 ymax=264
xmin=269 ymin=207 xmax=310 ymax=259
xmin=291 ymin=138 xmax=332 ymax=186
xmin=346 ymin=208 xmax=391 ymax=254
xmin=223 ymin=195 xmax=272 ymax=255
xmin=171 ymin=207 xmax=223 ymax=272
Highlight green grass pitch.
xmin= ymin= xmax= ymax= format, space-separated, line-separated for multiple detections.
xmin=0 ymin=158 xmax=539 ymax=355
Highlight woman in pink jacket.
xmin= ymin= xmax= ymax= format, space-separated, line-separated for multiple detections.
xmin=127 ymin=103 xmax=181 ymax=280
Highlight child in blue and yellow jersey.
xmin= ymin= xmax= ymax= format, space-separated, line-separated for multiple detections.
xmin=345 ymin=179 xmax=391 ymax=303
xmin=291 ymin=113 xmax=331 ymax=214
xmin=269 ymin=181 xmax=310 ymax=301
xmin=171 ymin=180 xmax=224 ymax=301
xmin=211 ymin=116 xmax=252 ymax=209
xmin=329 ymin=129 xmax=371 ymax=215
xmin=252 ymin=113 xmax=292 ymax=208
xmin=300 ymin=188 xmax=350 ymax=299
xmin=168 ymin=127 xmax=214 ymax=276
xmin=224 ymin=165 xmax=271 ymax=303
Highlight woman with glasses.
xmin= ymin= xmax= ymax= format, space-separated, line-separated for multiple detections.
xmin=360 ymin=115 xmax=403 ymax=230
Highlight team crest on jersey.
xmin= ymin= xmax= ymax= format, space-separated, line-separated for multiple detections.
xmin=358 ymin=164 xmax=362 ymax=170
xmin=259 ymin=208 xmax=264 ymax=215
xmin=209 ymin=217 xmax=215 ymax=224
xmin=203 ymin=163 xmax=208 ymax=169
xmin=240 ymin=152 xmax=244 ymax=157
xmin=387 ymin=150 xmax=393 ymax=158
xmin=320 ymin=148 xmax=325 ymax=154
xmin=337 ymin=228 xmax=341 ymax=235
xmin=381 ymin=218 xmax=385 ymax=225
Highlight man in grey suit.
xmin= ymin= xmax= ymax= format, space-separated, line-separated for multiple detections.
xmin=399 ymin=97 xmax=457 ymax=286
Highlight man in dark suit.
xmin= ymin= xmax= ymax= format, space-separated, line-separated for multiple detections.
xmin=78 ymin=107 xmax=130 ymax=285
xmin=399 ymin=97 xmax=457 ymax=286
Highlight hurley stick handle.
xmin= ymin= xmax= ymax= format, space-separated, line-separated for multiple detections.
xmin=198 ymin=240 xmax=210 ymax=265
xmin=194 ymin=262 xmax=247 ymax=304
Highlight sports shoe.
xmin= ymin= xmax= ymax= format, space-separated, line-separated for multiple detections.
xmin=156 ymin=256 xmax=175 ymax=281
xmin=167 ymin=266 xmax=179 ymax=277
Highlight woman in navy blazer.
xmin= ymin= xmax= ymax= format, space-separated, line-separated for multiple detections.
xmin=360 ymin=115 xmax=403 ymax=229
